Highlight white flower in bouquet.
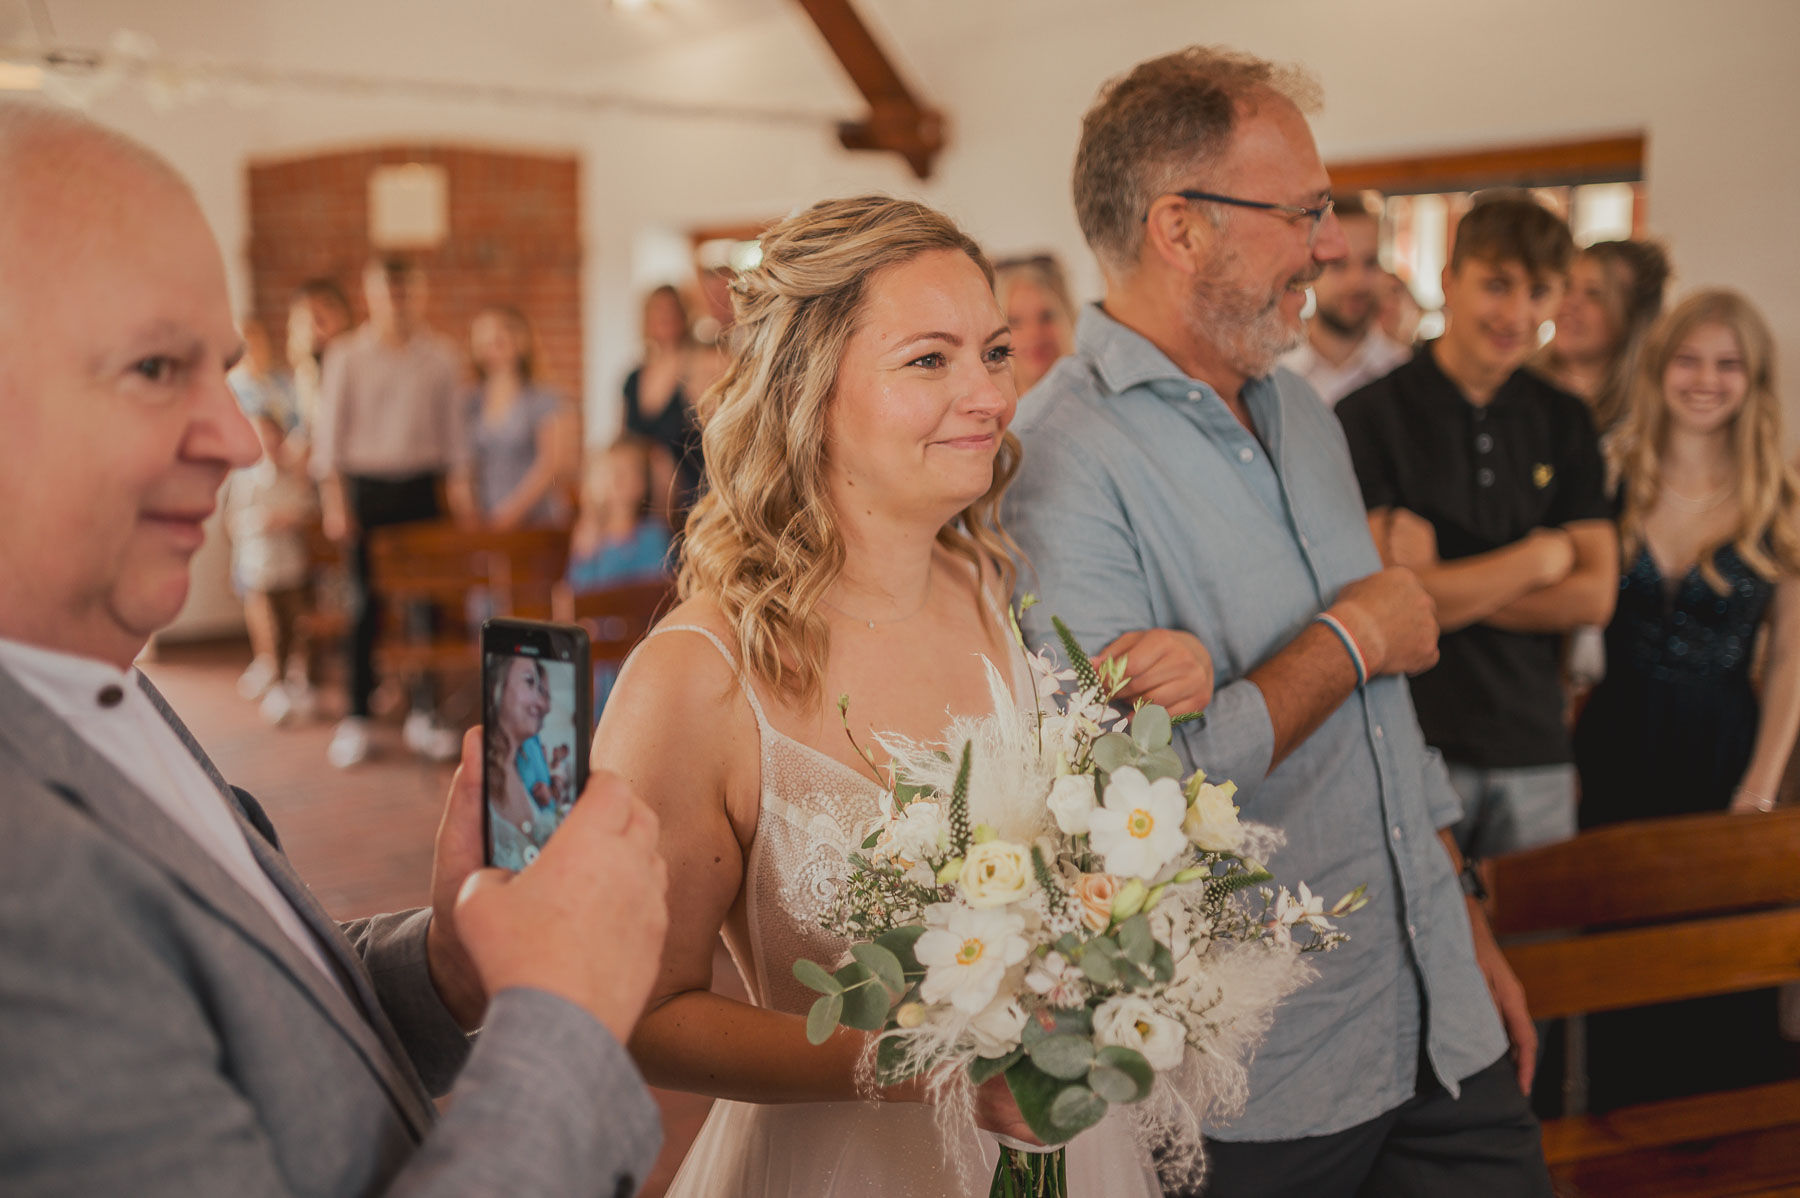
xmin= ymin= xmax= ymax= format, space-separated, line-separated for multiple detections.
xmin=1088 ymin=767 xmax=1189 ymax=880
xmin=1184 ymin=777 xmax=1245 ymax=854
xmin=877 ymin=798 xmax=950 ymax=866
xmin=960 ymin=839 xmax=1035 ymax=909
xmin=1024 ymin=950 xmax=1087 ymax=1008
xmin=1093 ymin=994 xmax=1187 ymax=1071
xmin=916 ymin=903 xmax=1030 ymax=1013
xmin=1272 ymin=883 xmax=1335 ymax=940
xmin=967 ymin=994 xmax=1029 ymax=1058
xmin=1046 ymin=772 xmax=1098 ymax=836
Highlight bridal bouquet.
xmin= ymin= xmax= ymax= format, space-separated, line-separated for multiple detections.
xmin=797 ymin=606 xmax=1362 ymax=1196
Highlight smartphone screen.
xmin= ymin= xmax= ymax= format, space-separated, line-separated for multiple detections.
xmin=481 ymin=619 xmax=592 ymax=870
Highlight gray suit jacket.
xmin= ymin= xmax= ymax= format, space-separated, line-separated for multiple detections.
xmin=0 ymin=664 xmax=661 ymax=1197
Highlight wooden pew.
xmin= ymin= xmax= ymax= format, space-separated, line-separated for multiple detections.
xmin=1484 ymin=809 xmax=1800 ymax=1197
xmin=366 ymin=523 xmax=571 ymax=681
xmin=552 ymin=579 xmax=674 ymax=676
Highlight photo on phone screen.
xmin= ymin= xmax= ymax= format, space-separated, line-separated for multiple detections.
xmin=482 ymin=620 xmax=591 ymax=870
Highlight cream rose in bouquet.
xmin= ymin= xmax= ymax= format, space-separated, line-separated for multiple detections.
xmin=796 ymin=605 xmax=1364 ymax=1196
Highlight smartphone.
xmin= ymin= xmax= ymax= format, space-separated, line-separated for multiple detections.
xmin=481 ymin=618 xmax=592 ymax=870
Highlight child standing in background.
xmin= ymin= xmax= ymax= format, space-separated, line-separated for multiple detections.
xmin=227 ymin=413 xmax=317 ymax=725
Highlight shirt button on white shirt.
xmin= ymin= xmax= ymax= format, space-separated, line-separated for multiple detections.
xmin=1237 ymin=446 xmax=1255 ymax=464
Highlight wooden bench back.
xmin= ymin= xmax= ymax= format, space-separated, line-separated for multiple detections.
xmin=554 ymin=580 xmax=674 ymax=669
xmin=366 ymin=523 xmax=572 ymax=676
xmin=1484 ymin=809 xmax=1800 ymax=1020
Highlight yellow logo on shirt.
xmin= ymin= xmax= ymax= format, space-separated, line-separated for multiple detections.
xmin=1533 ymin=463 xmax=1554 ymax=489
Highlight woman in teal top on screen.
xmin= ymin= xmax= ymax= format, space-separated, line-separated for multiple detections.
xmin=486 ymin=654 xmax=566 ymax=869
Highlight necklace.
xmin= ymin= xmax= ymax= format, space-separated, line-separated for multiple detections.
xmin=1662 ymin=480 xmax=1733 ymax=512
xmin=821 ymin=574 xmax=933 ymax=630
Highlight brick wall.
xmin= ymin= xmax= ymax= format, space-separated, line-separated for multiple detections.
xmin=246 ymin=146 xmax=583 ymax=405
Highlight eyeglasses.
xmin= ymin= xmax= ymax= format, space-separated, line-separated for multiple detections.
xmin=1158 ymin=189 xmax=1335 ymax=245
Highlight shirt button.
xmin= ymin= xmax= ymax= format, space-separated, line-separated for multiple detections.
xmin=1187 ymin=389 xmax=1203 ymax=402
xmin=1391 ymin=824 xmax=1403 ymax=840
xmin=1477 ymin=467 xmax=1496 ymax=487
xmin=97 ymin=684 xmax=124 ymax=708
xmin=1238 ymin=447 xmax=1254 ymax=463
xmin=1408 ymin=923 xmax=1419 ymax=939
xmin=1299 ymin=534 xmax=1311 ymax=550
xmin=1475 ymin=433 xmax=1494 ymax=453
xmin=1373 ymin=725 xmax=1385 ymax=740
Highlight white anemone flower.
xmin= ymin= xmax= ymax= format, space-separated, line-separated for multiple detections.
xmin=1088 ymin=767 xmax=1190 ymax=880
xmin=915 ymin=903 xmax=1030 ymax=1014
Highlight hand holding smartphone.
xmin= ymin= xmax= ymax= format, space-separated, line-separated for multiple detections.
xmin=481 ymin=618 xmax=592 ymax=870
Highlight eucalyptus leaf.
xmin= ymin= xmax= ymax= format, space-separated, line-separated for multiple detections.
xmin=969 ymin=1046 xmax=1024 ymax=1086
xmin=834 ymin=963 xmax=891 ymax=1031
xmin=1113 ymin=959 xmax=1149 ymax=990
xmin=1079 ymin=949 xmax=1119 ymax=986
xmin=875 ymin=924 xmax=929 ymax=974
xmin=1140 ymin=746 xmax=1185 ymax=782
xmin=1087 ymin=1063 xmax=1140 ymax=1104
xmin=1094 ymin=1046 xmax=1155 ymax=1102
xmin=1150 ymin=945 xmax=1176 ymax=983
xmin=805 ymin=991 xmax=843 ymax=1044
xmin=1002 ymin=1059 xmax=1064 ymax=1145
xmin=1090 ymin=732 xmax=1138 ymax=773
xmin=1131 ymin=704 xmax=1172 ymax=751
xmin=1048 ymin=1085 xmax=1109 ymax=1137
xmin=1026 ymin=1033 xmax=1095 ymax=1080
xmin=1116 ymin=914 xmax=1155 ymax=965
xmin=793 ymin=958 xmax=841 ymax=995
xmin=1020 ymin=1016 xmax=1050 ymax=1048
xmin=852 ymin=942 xmax=907 ymax=997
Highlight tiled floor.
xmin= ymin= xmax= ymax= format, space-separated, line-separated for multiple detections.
xmin=141 ymin=638 xmax=726 ymax=1197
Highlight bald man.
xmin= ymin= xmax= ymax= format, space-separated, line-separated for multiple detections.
xmin=0 ymin=101 xmax=667 ymax=1197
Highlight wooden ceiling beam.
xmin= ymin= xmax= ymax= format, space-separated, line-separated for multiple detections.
xmin=794 ymin=0 xmax=945 ymax=179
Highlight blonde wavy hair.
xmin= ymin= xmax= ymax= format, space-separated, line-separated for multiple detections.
xmin=678 ymin=195 xmax=1021 ymax=704
xmin=1611 ymin=288 xmax=1800 ymax=592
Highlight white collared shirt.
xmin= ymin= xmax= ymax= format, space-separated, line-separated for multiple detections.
xmin=0 ymin=636 xmax=344 ymax=993
xmin=1280 ymin=329 xmax=1412 ymax=407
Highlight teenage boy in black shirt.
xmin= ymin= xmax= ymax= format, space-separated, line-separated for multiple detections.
xmin=1337 ymin=193 xmax=1617 ymax=859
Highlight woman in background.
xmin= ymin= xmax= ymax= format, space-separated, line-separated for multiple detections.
xmin=995 ymin=255 xmax=1076 ymax=395
xmin=623 ymin=284 xmax=712 ymax=526
xmin=1535 ymin=239 xmax=1671 ymax=436
xmin=450 ymin=305 xmax=577 ymax=530
xmin=1573 ymin=288 xmax=1800 ymax=1109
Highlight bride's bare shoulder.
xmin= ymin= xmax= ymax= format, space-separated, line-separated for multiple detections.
xmin=601 ymin=596 xmax=752 ymax=737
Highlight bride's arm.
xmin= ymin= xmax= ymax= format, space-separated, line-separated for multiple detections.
xmin=591 ymin=627 xmax=878 ymax=1104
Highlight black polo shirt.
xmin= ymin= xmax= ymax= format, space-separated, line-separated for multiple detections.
xmin=1336 ymin=345 xmax=1610 ymax=769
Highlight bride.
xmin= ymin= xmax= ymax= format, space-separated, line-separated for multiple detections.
xmin=593 ymin=196 xmax=1165 ymax=1195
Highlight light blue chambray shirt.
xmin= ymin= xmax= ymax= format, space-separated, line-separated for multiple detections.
xmin=1005 ymin=304 xmax=1507 ymax=1142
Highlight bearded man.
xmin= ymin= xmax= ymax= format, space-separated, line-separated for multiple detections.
xmin=1280 ymin=192 xmax=1411 ymax=405
xmin=1004 ymin=46 xmax=1553 ymax=1198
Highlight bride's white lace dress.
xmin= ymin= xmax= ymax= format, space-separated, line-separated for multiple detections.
xmin=645 ymin=624 xmax=1163 ymax=1197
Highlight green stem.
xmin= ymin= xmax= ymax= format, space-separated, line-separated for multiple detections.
xmin=988 ymin=1147 xmax=1068 ymax=1198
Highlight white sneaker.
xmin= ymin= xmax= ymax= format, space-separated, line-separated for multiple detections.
xmin=402 ymin=711 xmax=461 ymax=763
xmin=259 ymin=683 xmax=295 ymax=727
xmin=327 ymin=717 xmax=373 ymax=768
xmin=237 ymin=657 xmax=278 ymax=700
xmin=283 ymin=679 xmax=317 ymax=722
